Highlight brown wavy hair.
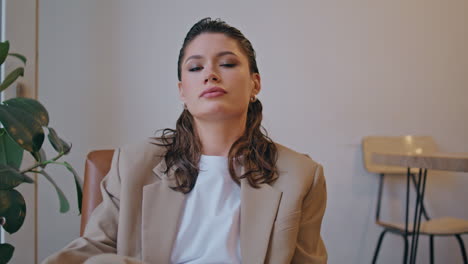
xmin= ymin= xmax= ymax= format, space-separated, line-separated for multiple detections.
xmin=153 ymin=17 xmax=278 ymax=194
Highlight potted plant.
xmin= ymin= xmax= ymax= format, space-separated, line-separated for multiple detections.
xmin=0 ymin=41 xmax=82 ymax=263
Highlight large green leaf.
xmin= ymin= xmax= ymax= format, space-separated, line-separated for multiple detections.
xmin=47 ymin=127 xmax=71 ymax=155
xmin=0 ymin=243 xmax=14 ymax=264
xmin=63 ymin=161 xmax=82 ymax=214
xmin=4 ymin=98 xmax=49 ymax=126
xmin=0 ymin=67 xmax=24 ymax=93
xmin=0 ymin=41 xmax=9 ymax=65
xmin=0 ymin=164 xmax=34 ymax=190
xmin=0 ymin=128 xmax=23 ymax=169
xmin=8 ymin=53 xmax=27 ymax=65
xmin=0 ymin=105 xmax=45 ymax=152
xmin=0 ymin=189 xmax=26 ymax=234
xmin=37 ymin=170 xmax=69 ymax=213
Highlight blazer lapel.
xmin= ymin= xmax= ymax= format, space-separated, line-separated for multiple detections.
xmin=141 ymin=159 xmax=186 ymax=263
xmin=240 ymin=175 xmax=283 ymax=263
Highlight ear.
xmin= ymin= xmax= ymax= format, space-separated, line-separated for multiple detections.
xmin=178 ymin=81 xmax=186 ymax=102
xmin=251 ymin=73 xmax=261 ymax=96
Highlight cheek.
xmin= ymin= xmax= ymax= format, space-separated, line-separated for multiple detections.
xmin=232 ymin=83 xmax=254 ymax=104
xmin=227 ymin=71 xmax=253 ymax=89
xmin=180 ymin=81 xmax=197 ymax=99
xmin=236 ymin=76 xmax=255 ymax=97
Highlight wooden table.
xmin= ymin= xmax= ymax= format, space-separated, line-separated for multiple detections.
xmin=372 ymin=152 xmax=468 ymax=264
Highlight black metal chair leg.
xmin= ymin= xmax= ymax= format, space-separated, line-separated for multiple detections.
xmin=402 ymin=234 xmax=409 ymax=264
xmin=372 ymin=230 xmax=388 ymax=264
xmin=429 ymin=235 xmax=434 ymax=264
xmin=455 ymin=235 xmax=468 ymax=264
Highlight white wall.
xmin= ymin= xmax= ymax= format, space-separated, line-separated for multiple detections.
xmin=37 ymin=0 xmax=468 ymax=263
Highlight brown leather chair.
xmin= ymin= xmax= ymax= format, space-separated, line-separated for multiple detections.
xmin=80 ymin=150 xmax=115 ymax=236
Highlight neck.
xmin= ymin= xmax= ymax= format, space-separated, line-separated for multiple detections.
xmin=194 ymin=115 xmax=247 ymax=157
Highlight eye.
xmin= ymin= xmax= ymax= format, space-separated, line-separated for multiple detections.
xmin=221 ymin=63 xmax=236 ymax=68
xmin=189 ymin=66 xmax=203 ymax=72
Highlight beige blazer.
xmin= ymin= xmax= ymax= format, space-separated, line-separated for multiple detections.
xmin=43 ymin=138 xmax=327 ymax=264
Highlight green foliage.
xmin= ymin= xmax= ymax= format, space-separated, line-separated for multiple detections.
xmin=0 ymin=104 xmax=45 ymax=152
xmin=0 ymin=189 xmax=26 ymax=234
xmin=63 ymin=161 xmax=82 ymax=214
xmin=4 ymin=98 xmax=49 ymax=126
xmin=0 ymin=42 xmax=10 ymax=65
xmin=0 ymin=129 xmax=23 ymax=169
xmin=0 ymin=164 xmax=33 ymax=189
xmin=6 ymin=53 xmax=26 ymax=65
xmin=47 ymin=127 xmax=71 ymax=155
xmin=0 ymin=41 xmax=82 ymax=263
xmin=37 ymin=170 xmax=69 ymax=213
xmin=0 ymin=68 xmax=24 ymax=93
xmin=0 ymin=243 xmax=14 ymax=264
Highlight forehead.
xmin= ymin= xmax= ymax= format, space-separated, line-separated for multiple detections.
xmin=184 ymin=33 xmax=243 ymax=58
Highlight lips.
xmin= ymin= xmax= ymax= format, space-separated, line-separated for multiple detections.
xmin=200 ymin=87 xmax=227 ymax=98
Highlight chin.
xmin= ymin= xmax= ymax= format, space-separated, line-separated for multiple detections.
xmin=193 ymin=105 xmax=246 ymax=121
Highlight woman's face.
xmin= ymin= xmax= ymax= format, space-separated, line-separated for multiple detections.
xmin=178 ymin=33 xmax=260 ymax=121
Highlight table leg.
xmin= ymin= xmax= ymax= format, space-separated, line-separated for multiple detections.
xmin=409 ymin=168 xmax=428 ymax=264
xmin=413 ymin=169 xmax=428 ymax=263
xmin=409 ymin=169 xmax=421 ymax=263
xmin=404 ymin=168 xmax=411 ymax=264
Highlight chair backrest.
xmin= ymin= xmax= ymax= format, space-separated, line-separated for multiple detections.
xmin=362 ymin=136 xmax=437 ymax=223
xmin=80 ymin=149 xmax=114 ymax=236
xmin=362 ymin=136 xmax=438 ymax=174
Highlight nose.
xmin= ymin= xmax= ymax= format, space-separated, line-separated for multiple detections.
xmin=204 ymin=72 xmax=220 ymax=84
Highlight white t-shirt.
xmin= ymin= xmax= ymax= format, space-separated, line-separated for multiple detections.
xmin=170 ymin=155 xmax=242 ymax=264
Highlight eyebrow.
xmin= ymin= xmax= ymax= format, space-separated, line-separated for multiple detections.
xmin=184 ymin=51 xmax=237 ymax=64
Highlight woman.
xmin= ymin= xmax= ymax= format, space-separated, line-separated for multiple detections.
xmin=44 ymin=18 xmax=327 ymax=264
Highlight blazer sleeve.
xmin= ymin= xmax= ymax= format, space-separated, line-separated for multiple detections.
xmin=42 ymin=148 xmax=123 ymax=264
xmin=291 ymin=163 xmax=328 ymax=264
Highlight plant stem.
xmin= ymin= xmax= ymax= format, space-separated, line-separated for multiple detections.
xmin=49 ymin=161 xmax=66 ymax=166
xmin=19 ymin=151 xmax=65 ymax=174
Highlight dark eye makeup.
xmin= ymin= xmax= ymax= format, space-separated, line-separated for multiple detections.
xmin=188 ymin=63 xmax=237 ymax=72
xmin=189 ymin=66 xmax=203 ymax=72
xmin=220 ymin=63 xmax=236 ymax=68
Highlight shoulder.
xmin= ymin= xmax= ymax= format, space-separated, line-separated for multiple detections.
xmin=115 ymin=137 xmax=167 ymax=172
xmin=275 ymin=142 xmax=322 ymax=173
xmin=119 ymin=137 xmax=167 ymax=157
xmin=273 ymin=142 xmax=324 ymax=192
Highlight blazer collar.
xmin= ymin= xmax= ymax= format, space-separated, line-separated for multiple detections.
xmin=145 ymin=158 xmax=282 ymax=263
